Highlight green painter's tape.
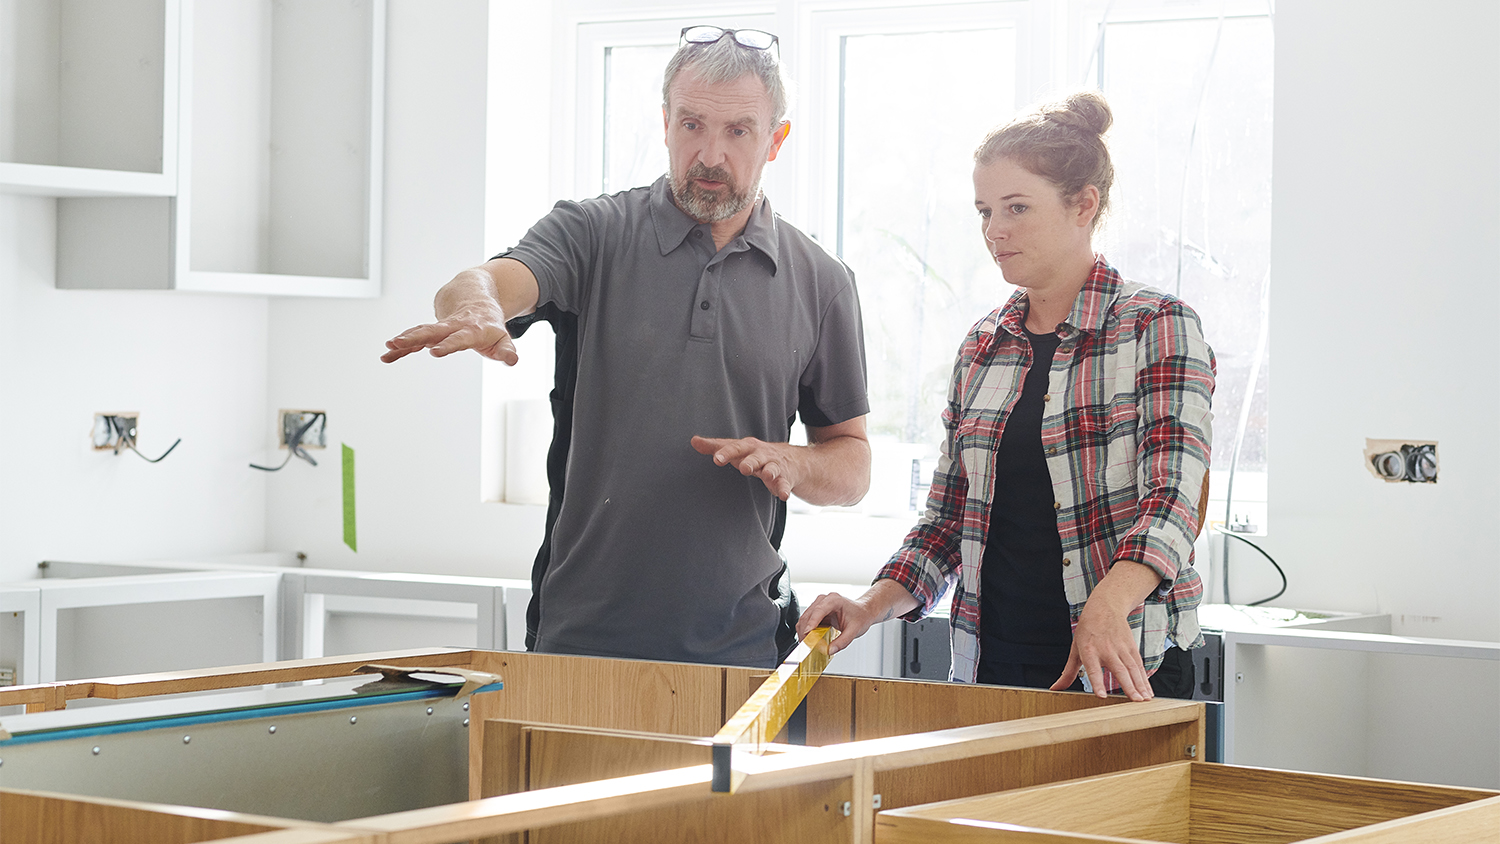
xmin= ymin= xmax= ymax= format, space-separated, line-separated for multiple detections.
xmin=342 ymin=444 xmax=357 ymax=552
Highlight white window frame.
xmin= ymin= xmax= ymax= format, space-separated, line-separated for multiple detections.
xmin=559 ymin=7 xmax=779 ymax=203
xmin=794 ymin=2 xmax=1042 ymax=249
xmin=541 ymin=0 xmax=1273 ymax=582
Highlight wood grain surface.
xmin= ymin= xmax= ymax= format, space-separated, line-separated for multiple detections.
xmin=851 ymin=678 xmax=1119 ymax=741
xmin=0 ymin=789 xmax=302 ymax=844
xmin=1188 ymin=763 xmax=1494 ymax=843
xmin=465 ymin=650 xmax=733 ymax=803
xmin=873 ymin=761 xmax=1500 ymax=844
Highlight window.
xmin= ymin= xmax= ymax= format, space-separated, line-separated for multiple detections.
xmin=571 ymin=0 xmax=1271 ymax=532
xmin=835 ymin=21 xmax=1019 ymax=449
xmin=577 ymin=15 xmax=775 ymax=199
xmin=602 ymin=43 xmax=674 ymax=194
xmin=1089 ymin=8 xmax=1273 ymax=532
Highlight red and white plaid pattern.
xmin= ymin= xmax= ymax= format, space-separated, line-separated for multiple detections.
xmin=878 ymin=256 xmax=1214 ymax=686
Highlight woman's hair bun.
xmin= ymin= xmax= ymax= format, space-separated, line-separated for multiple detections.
xmin=974 ymin=89 xmax=1115 ymax=233
xmin=1040 ymin=90 xmax=1113 ymax=137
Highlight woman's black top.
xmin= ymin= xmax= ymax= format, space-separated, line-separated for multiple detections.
xmin=978 ymin=328 xmax=1074 ymax=667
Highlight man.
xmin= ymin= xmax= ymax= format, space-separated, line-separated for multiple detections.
xmin=382 ymin=27 xmax=871 ymax=668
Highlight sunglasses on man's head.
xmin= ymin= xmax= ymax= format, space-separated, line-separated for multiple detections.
xmin=680 ymin=25 xmax=780 ymax=60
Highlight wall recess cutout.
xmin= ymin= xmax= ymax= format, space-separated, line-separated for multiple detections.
xmin=1364 ymin=439 xmax=1438 ymax=483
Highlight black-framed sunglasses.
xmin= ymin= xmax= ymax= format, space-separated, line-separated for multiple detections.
xmin=679 ymin=25 xmax=780 ymax=60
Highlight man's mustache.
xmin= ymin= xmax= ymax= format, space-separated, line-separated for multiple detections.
xmin=686 ymin=163 xmax=734 ymax=185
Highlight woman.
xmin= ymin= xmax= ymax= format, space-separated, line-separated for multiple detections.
xmin=797 ymin=91 xmax=1213 ymax=700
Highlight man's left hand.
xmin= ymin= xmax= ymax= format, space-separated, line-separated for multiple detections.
xmin=691 ymin=436 xmax=801 ymax=501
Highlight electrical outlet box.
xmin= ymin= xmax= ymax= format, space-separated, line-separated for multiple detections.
xmin=280 ymin=410 xmax=327 ymax=449
xmin=1364 ymin=438 xmax=1438 ymax=484
xmin=92 ymin=413 xmax=138 ymax=450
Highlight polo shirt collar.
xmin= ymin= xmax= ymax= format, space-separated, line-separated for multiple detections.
xmin=650 ymin=175 xmax=782 ymax=273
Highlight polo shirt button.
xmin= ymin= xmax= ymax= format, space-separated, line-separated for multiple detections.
xmin=693 ymin=230 xmax=703 ymax=237
xmin=700 ymin=301 xmax=710 ymax=310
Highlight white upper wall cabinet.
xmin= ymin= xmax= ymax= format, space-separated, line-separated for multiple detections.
xmin=176 ymin=0 xmax=385 ymax=295
xmin=0 ymin=0 xmax=178 ymax=197
xmin=40 ymin=0 xmax=386 ymax=297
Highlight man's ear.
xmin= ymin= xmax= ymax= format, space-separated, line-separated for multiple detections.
xmin=663 ymin=105 xmax=670 ymax=146
xmin=767 ymin=121 xmax=791 ymax=162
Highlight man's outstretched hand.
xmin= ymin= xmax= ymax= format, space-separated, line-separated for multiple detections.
xmin=383 ymin=260 xmax=539 ymax=366
xmin=382 ymin=303 xmax=518 ymax=365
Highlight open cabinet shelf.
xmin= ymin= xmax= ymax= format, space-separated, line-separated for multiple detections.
xmin=4 ymin=0 xmax=385 ymax=297
xmin=0 ymin=0 xmax=179 ymax=197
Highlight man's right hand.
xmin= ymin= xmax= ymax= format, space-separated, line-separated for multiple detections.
xmin=382 ymin=302 xmax=519 ymax=365
xmin=381 ymin=259 xmax=540 ymax=366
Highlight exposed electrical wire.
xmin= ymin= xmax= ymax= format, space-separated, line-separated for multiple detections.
xmin=1213 ymin=0 xmax=1277 ymax=605
xmin=1213 ymin=526 xmax=1286 ymax=607
xmin=250 ymin=411 xmax=325 ymax=472
xmin=107 ymin=415 xmax=181 ymax=463
xmin=1218 ymin=271 xmax=1270 ymax=605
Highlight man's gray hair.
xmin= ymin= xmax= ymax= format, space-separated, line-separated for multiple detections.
xmin=662 ymin=34 xmax=790 ymax=124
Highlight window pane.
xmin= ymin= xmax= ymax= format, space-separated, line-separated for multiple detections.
xmin=1100 ymin=16 xmax=1273 ymax=493
xmin=604 ymin=44 xmax=674 ymax=194
xmin=840 ymin=28 xmax=1017 ymax=446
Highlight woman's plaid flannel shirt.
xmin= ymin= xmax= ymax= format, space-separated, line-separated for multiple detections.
xmin=877 ymin=257 xmax=1214 ymax=685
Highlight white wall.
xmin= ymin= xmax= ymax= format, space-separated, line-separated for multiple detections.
xmin=260 ymin=0 xmax=547 ymax=577
xmin=0 ymin=195 xmax=268 ymax=584
xmin=2 ymin=0 xmax=1496 ymax=642
xmin=1259 ymin=0 xmax=1500 ymax=641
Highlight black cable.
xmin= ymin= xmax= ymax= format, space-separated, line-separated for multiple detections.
xmin=108 ymin=415 xmax=181 ymax=463
xmin=1212 ymin=526 xmax=1286 ymax=607
xmin=251 ymin=412 xmax=324 ymax=472
xmin=249 ymin=451 xmax=295 ymax=472
xmin=124 ymin=437 xmax=181 ymax=463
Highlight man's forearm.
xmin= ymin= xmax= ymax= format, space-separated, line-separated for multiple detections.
xmin=433 ymin=267 xmax=503 ymax=320
xmin=435 ymin=257 xmax=540 ymax=322
xmin=790 ymin=434 xmax=871 ymax=506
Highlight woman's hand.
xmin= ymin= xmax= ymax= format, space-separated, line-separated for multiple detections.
xmin=796 ymin=579 xmax=919 ymax=656
xmin=1050 ymin=559 xmax=1163 ymax=701
xmin=1053 ymin=596 xmax=1152 ymax=700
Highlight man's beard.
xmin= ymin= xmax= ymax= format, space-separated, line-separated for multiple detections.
xmin=669 ymin=162 xmax=757 ymax=223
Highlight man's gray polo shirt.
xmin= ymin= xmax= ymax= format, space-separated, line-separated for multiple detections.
xmin=505 ymin=176 xmax=868 ymax=668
